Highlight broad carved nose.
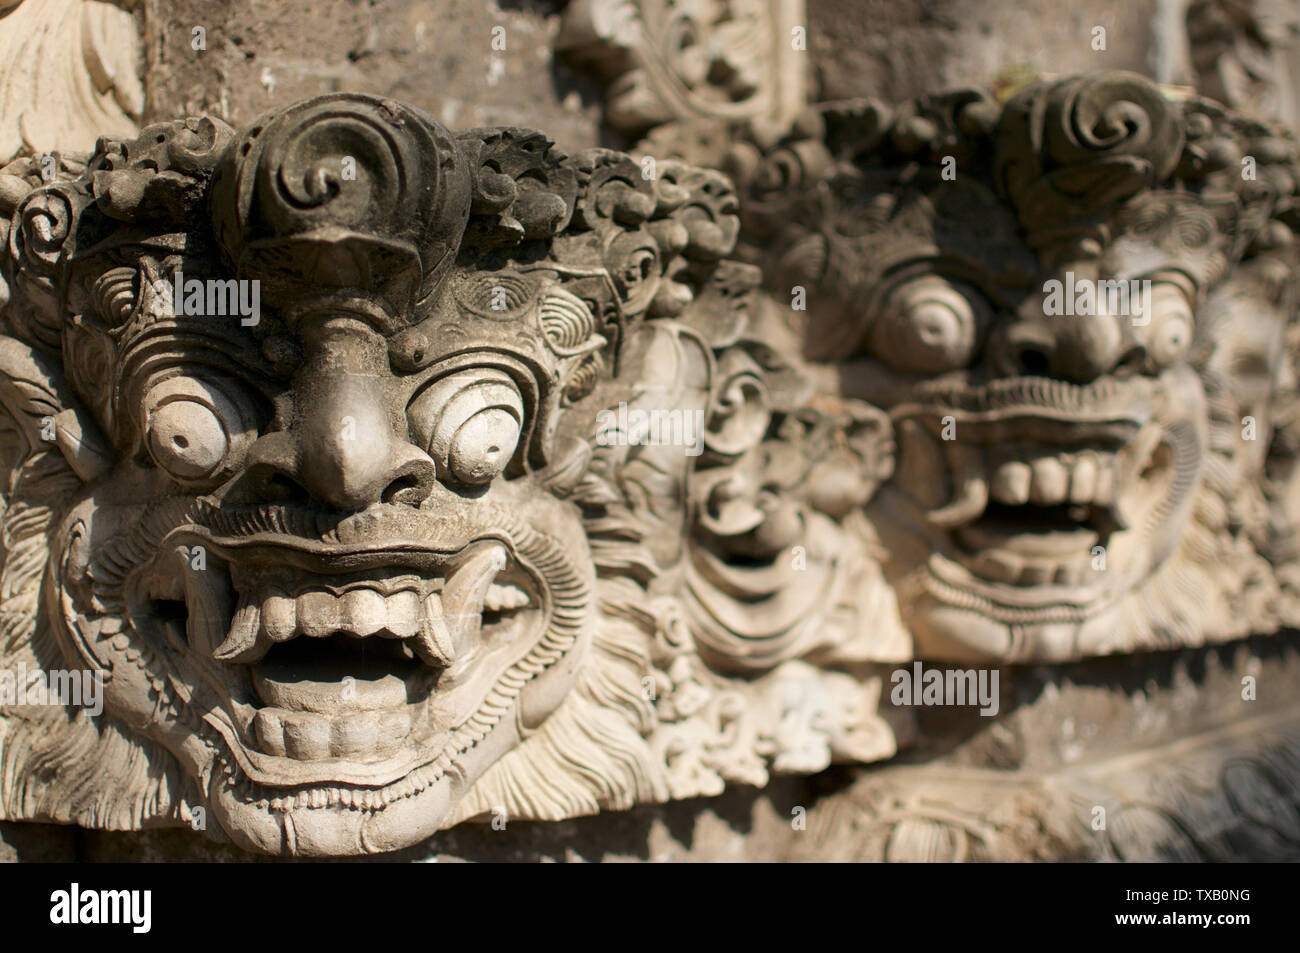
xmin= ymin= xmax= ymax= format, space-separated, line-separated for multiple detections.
xmin=295 ymin=377 xmax=436 ymax=510
xmin=991 ymin=274 xmax=1146 ymax=383
xmin=248 ymin=317 xmax=437 ymax=511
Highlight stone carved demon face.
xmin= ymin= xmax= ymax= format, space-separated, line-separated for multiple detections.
xmin=47 ymin=98 xmax=602 ymax=854
xmin=748 ymin=73 xmax=1300 ymax=660
xmin=0 ymin=94 xmax=754 ymax=854
xmin=863 ymin=194 xmax=1213 ymax=661
xmin=55 ymin=277 xmax=597 ymax=855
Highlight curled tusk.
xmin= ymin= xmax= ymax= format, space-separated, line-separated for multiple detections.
xmin=926 ymin=440 xmax=989 ymax=528
xmin=212 ymin=599 xmax=262 ymax=662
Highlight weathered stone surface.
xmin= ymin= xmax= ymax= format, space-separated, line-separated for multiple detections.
xmin=140 ymin=0 xmax=606 ymax=151
xmin=0 ymin=0 xmax=143 ymax=163
xmin=806 ymin=0 xmax=1180 ymax=104
xmin=2 ymin=0 xmax=1300 ymax=862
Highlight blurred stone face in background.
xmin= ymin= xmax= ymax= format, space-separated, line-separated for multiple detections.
xmin=745 ymin=72 xmax=1300 ymax=662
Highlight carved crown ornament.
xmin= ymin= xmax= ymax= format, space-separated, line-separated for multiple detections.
xmin=0 ymin=70 xmax=1295 ymax=856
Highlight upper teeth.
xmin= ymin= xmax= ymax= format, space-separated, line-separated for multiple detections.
xmin=893 ymin=419 xmax=1154 ymax=530
xmin=206 ymin=542 xmax=525 ymax=665
xmin=989 ymin=453 xmax=1116 ymax=508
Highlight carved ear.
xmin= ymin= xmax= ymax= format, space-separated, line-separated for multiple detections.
xmin=0 ymin=335 xmax=111 ymax=482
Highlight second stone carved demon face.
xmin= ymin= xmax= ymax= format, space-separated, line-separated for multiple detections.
xmin=746 ymin=73 xmax=1300 ymax=660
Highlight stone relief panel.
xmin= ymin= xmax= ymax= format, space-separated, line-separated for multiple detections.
xmin=0 ymin=91 xmax=906 ymax=855
xmin=0 ymin=0 xmax=1297 ymax=860
xmin=790 ymin=707 xmax=1300 ymax=862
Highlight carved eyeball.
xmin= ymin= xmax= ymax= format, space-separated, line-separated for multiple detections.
xmin=409 ymin=368 xmax=525 ymax=486
xmin=1138 ymin=282 xmax=1194 ymax=368
xmin=619 ymin=248 xmax=656 ymax=290
xmin=871 ymin=276 xmax=984 ymax=374
xmin=141 ymin=377 xmax=253 ymax=482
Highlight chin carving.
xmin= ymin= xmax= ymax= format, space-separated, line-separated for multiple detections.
xmin=742 ymin=72 xmax=1300 ymax=661
xmin=0 ymin=92 xmax=900 ymax=854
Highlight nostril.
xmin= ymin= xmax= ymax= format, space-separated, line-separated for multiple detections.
xmin=380 ymin=457 xmax=437 ymax=506
xmin=1017 ymin=347 xmax=1051 ymax=376
xmin=1114 ymin=343 xmax=1148 ymax=376
xmin=382 ymin=473 xmax=425 ymax=505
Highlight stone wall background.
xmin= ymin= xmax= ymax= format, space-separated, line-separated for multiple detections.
xmin=140 ymin=0 xmax=608 ymax=150
xmin=809 ymin=0 xmax=1181 ymax=103
xmin=138 ymin=1 xmax=1300 ymax=154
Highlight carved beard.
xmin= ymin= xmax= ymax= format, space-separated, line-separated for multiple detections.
xmin=869 ymin=363 xmax=1208 ymax=661
xmin=48 ymin=483 xmax=594 ymax=855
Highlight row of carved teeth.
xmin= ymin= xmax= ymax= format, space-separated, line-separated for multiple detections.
xmin=906 ymin=423 xmax=1162 ymax=529
xmin=986 ymin=451 xmax=1119 ymax=508
xmin=954 ymin=547 xmax=1100 ymax=588
xmin=209 ymin=544 xmax=526 ymax=665
xmin=256 ymin=588 xmax=425 ymax=641
xmin=252 ymin=705 xmax=415 ymax=761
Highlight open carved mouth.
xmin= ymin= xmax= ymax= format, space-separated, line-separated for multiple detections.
xmin=54 ymin=494 xmax=592 ymax=853
xmin=133 ymin=525 xmax=547 ymax=791
xmin=884 ymin=375 xmax=1185 ymax=608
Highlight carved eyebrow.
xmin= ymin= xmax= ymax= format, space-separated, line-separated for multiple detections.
xmin=1107 ymin=268 xmax=1200 ymax=298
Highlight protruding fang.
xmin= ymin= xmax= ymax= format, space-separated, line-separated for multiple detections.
xmin=214 ymin=598 xmax=263 ymax=662
xmin=440 ymin=543 xmax=508 ymax=646
xmin=927 ymin=441 xmax=989 ymax=527
xmin=413 ymin=591 xmax=457 ymax=666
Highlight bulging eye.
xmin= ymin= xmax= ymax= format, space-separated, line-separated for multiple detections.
xmin=409 ymin=368 xmax=524 ymax=486
xmin=871 ymin=276 xmax=984 ymax=374
xmin=141 ymin=377 xmax=254 ymax=482
xmin=1137 ymin=282 xmax=1194 ymax=367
